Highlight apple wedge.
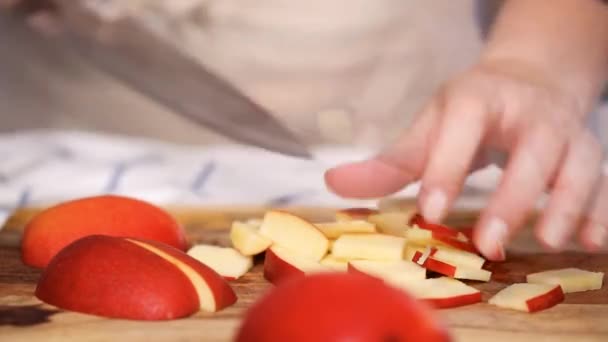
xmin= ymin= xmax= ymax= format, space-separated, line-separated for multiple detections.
xmin=406 ymin=245 xmax=485 ymax=270
xmin=263 ymin=246 xmax=332 ymax=285
xmin=320 ymin=255 xmax=349 ymax=271
xmin=259 ymin=211 xmax=329 ymax=261
xmin=348 ymin=260 xmax=426 ymax=287
xmin=404 ymin=277 xmax=482 ymax=309
xmin=406 ymin=227 xmax=478 ymax=254
xmin=526 ymin=268 xmax=604 ymax=293
xmin=315 ymin=220 xmax=376 ymax=239
xmin=411 ymin=250 xmax=491 ymax=282
xmin=488 ymin=283 xmax=564 ymax=312
xmin=367 ymin=212 xmax=413 ymax=237
xmin=335 ymin=208 xmax=379 ymax=221
xmin=230 ymin=221 xmax=272 ymax=256
xmin=187 ymin=245 xmax=253 ymax=280
xmin=331 ymin=234 xmax=407 ymax=261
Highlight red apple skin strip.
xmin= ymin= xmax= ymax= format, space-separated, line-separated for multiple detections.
xmin=424 ymin=292 xmax=483 ymax=309
xmin=432 ymin=233 xmax=479 ymax=254
xmin=263 ymin=248 xmax=305 ymax=286
xmin=413 ymin=251 xmax=456 ymax=277
xmin=411 ymin=215 xmax=460 ymax=239
xmin=526 ymin=286 xmax=565 ymax=313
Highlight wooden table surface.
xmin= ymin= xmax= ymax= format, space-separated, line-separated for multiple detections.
xmin=1 ymin=205 xmax=607 ymax=342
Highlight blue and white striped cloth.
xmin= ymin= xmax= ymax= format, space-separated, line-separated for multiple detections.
xmin=0 ymin=130 xmax=506 ymax=228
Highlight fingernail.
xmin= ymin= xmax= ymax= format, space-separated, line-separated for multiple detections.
xmin=422 ymin=189 xmax=446 ymax=223
xmin=542 ymin=217 xmax=570 ymax=249
xmin=589 ymin=223 xmax=607 ymax=248
xmin=480 ymin=217 xmax=507 ymax=260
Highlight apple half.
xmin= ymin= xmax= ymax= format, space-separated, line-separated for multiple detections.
xmin=331 ymin=234 xmax=407 ymax=261
xmin=187 ymin=244 xmax=253 ymax=280
xmin=259 ymin=211 xmax=329 ymax=261
xmin=488 ymin=283 xmax=564 ymax=312
xmin=263 ymin=246 xmax=331 ymax=285
xmin=35 ymin=235 xmax=237 ymax=320
xmin=411 ymin=250 xmax=491 ymax=282
xmin=526 ymin=268 xmax=604 ymax=293
xmin=230 ymin=221 xmax=272 ymax=256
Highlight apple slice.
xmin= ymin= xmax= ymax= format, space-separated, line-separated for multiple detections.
xmin=259 ymin=211 xmax=329 ymax=261
xmin=245 ymin=218 xmax=263 ymax=229
xmin=335 ymin=208 xmax=379 ymax=221
xmin=526 ymin=268 xmax=604 ymax=293
xmin=187 ymin=244 xmax=253 ymax=280
xmin=488 ymin=283 xmax=564 ymax=312
xmin=404 ymin=277 xmax=482 ymax=309
xmin=230 ymin=221 xmax=272 ymax=256
xmin=263 ymin=246 xmax=332 ymax=285
xmin=367 ymin=212 xmax=413 ymax=237
xmin=406 ymin=245 xmax=485 ymax=270
xmin=315 ymin=220 xmax=376 ymax=238
xmin=411 ymin=250 xmax=491 ymax=282
xmin=331 ymin=234 xmax=407 ymax=261
xmin=410 ymin=214 xmax=468 ymax=241
xmin=348 ymin=260 xmax=426 ymax=287
xmin=405 ymin=227 xmax=478 ymax=254
xmin=320 ymin=255 xmax=349 ymax=271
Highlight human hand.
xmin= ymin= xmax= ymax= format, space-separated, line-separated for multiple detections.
xmin=325 ymin=58 xmax=607 ymax=261
xmin=0 ymin=0 xmax=60 ymax=35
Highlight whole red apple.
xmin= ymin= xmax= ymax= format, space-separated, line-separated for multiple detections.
xmin=235 ymin=273 xmax=452 ymax=342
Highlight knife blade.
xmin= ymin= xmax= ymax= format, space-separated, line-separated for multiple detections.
xmin=48 ymin=2 xmax=313 ymax=159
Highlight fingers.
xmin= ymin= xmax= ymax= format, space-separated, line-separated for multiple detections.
xmin=580 ymin=168 xmax=608 ymax=251
xmin=534 ymin=130 xmax=603 ymax=250
xmin=419 ymin=95 xmax=489 ymax=223
xmin=324 ymin=102 xmax=438 ymax=198
xmin=474 ymin=122 xmax=566 ymax=261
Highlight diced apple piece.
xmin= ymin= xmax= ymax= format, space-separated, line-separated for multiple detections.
xmin=432 ymin=246 xmax=485 ymax=269
xmin=187 ymin=245 xmax=253 ymax=280
xmin=489 ymin=283 xmax=564 ymax=312
xmin=367 ymin=212 xmax=414 ymax=237
xmin=335 ymin=208 xmax=379 ymax=221
xmin=259 ymin=211 xmax=329 ymax=261
xmin=230 ymin=221 xmax=272 ymax=256
xmin=320 ymin=255 xmax=349 ymax=271
xmin=315 ymin=220 xmax=376 ymax=239
xmin=331 ymin=234 xmax=407 ymax=261
xmin=263 ymin=246 xmax=332 ymax=285
xmin=411 ymin=251 xmax=491 ymax=282
xmin=348 ymin=260 xmax=426 ymax=287
xmin=403 ymin=277 xmax=482 ymax=309
xmin=526 ymin=268 xmax=604 ymax=293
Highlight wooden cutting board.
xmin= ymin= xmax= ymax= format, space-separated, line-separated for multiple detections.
xmin=0 ymin=206 xmax=607 ymax=342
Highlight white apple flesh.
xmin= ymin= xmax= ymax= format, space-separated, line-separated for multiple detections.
xmin=187 ymin=244 xmax=253 ymax=280
xmin=526 ymin=268 xmax=604 ymax=293
xmin=489 ymin=283 xmax=564 ymax=312
xmin=331 ymin=234 xmax=407 ymax=261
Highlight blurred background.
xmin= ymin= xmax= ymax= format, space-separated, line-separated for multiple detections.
xmin=0 ymin=0 xmax=482 ymax=147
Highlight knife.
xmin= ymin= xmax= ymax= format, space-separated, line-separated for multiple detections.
xmin=13 ymin=1 xmax=312 ymax=159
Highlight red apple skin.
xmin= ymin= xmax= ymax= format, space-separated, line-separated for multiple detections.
xmin=411 ymin=215 xmax=459 ymax=239
xmin=235 ymin=273 xmax=452 ymax=342
xmin=22 ymin=195 xmax=188 ymax=268
xmin=131 ymin=238 xmax=237 ymax=311
xmin=432 ymin=233 xmax=478 ymax=254
xmin=526 ymin=286 xmax=565 ymax=313
xmin=263 ymin=248 xmax=305 ymax=286
xmin=35 ymin=235 xmax=199 ymax=320
xmin=412 ymin=251 xmax=457 ymax=277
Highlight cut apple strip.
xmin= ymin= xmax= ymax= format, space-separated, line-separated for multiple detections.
xmin=411 ymin=251 xmax=491 ymax=282
xmin=489 ymin=283 xmax=564 ymax=312
xmin=331 ymin=234 xmax=407 ymax=261
xmin=406 ymin=227 xmax=478 ymax=254
xmin=348 ymin=260 xmax=426 ymax=287
xmin=367 ymin=212 xmax=413 ymax=237
xmin=187 ymin=245 xmax=253 ymax=280
xmin=263 ymin=246 xmax=332 ymax=285
xmin=128 ymin=239 xmax=237 ymax=313
xmin=320 ymin=255 xmax=349 ymax=271
xmin=526 ymin=268 xmax=604 ymax=293
xmin=406 ymin=245 xmax=485 ymax=270
xmin=259 ymin=211 xmax=329 ymax=261
xmin=315 ymin=220 xmax=376 ymax=238
xmin=230 ymin=221 xmax=272 ymax=256
xmin=410 ymin=214 xmax=468 ymax=241
xmin=404 ymin=277 xmax=482 ymax=309
xmin=335 ymin=208 xmax=379 ymax=221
